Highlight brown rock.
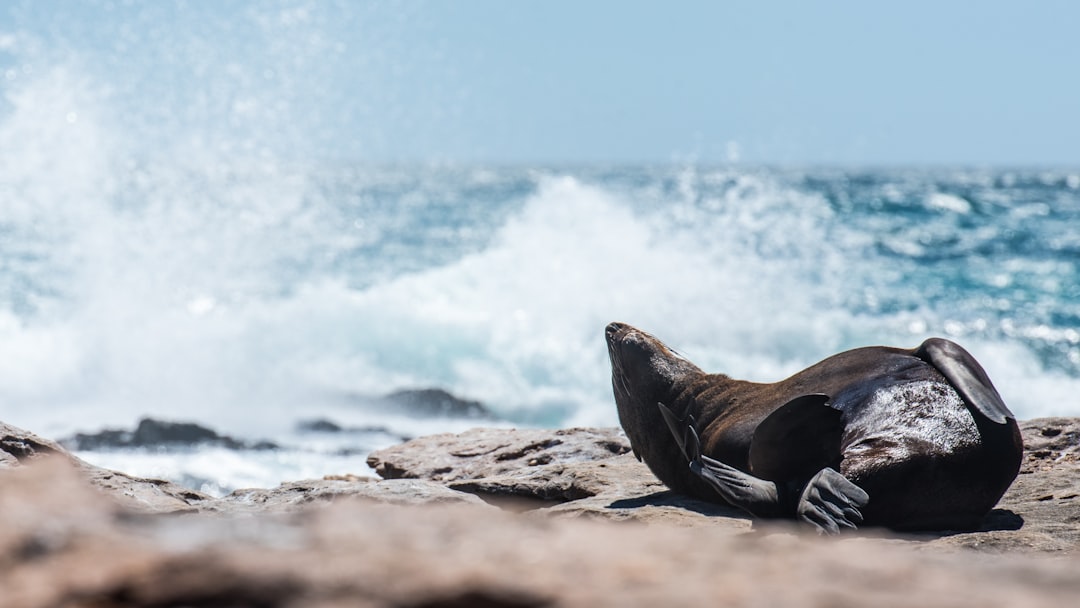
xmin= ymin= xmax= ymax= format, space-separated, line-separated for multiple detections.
xmin=1019 ymin=417 xmax=1080 ymax=472
xmin=958 ymin=417 xmax=1080 ymax=553
xmin=366 ymin=420 xmax=1080 ymax=550
xmin=366 ymin=426 xmax=631 ymax=481
xmin=3 ymin=420 xmax=494 ymax=517
xmin=6 ymin=417 xmax=1080 ymax=607
xmin=215 ymin=477 xmax=494 ymax=513
xmin=364 ymin=426 xmax=741 ymax=525
xmin=4 ymin=458 xmax=1080 ymax=608
xmin=1 ymin=420 xmax=212 ymax=513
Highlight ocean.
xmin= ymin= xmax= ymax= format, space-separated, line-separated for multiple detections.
xmin=3 ymin=3 xmax=1079 ymax=494
xmin=3 ymin=161 xmax=1079 ymax=492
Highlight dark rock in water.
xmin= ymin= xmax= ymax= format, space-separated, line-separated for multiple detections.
xmin=296 ymin=418 xmax=344 ymax=433
xmin=61 ymin=428 xmax=126 ymax=451
xmin=62 ymin=417 xmax=279 ymax=451
xmin=295 ymin=418 xmax=409 ymax=443
xmin=131 ymin=418 xmax=230 ymax=446
xmin=382 ymin=388 xmax=493 ymax=419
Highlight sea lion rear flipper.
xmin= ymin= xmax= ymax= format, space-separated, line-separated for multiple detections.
xmin=796 ymin=467 xmax=869 ymax=534
xmin=748 ymin=395 xmax=868 ymax=533
xmin=915 ymin=338 xmax=1014 ymax=424
xmin=748 ymin=394 xmax=842 ymax=482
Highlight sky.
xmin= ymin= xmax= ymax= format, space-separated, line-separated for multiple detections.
xmin=1 ymin=0 xmax=1078 ymax=165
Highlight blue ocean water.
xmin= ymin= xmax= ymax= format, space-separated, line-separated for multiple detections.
xmin=3 ymin=161 xmax=1080 ymax=491
xmin=2 ymin=2 xmax=1079 ymax=492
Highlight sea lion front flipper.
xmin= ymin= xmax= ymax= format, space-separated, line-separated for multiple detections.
xmin=657 ymin=402 xmax=781 ymax=516
xmin=915 ymin=337 xmax=1014 ymax=424
xmin=657 ymin=401 xmax=697 ymax=461
xmin=748 ymin=394 xmax=842 ymax=482
xmin=692 ymin=450 xmax=781 ymax=518
xmin=796 ymin=467 xmax=870 ymax=534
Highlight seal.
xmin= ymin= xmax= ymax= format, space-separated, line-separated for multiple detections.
xmin=605 ymin=322 xmax=1023 ymax=533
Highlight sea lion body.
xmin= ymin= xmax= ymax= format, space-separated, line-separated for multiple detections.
xmin=606 ymin=322 xmax=1023 ymax=532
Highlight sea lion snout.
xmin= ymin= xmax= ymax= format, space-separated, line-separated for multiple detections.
xmin=605 ymin=322 xmax=700 ymax=392
xmin=605 ymin=322 xmax=638 ymax=382
xmin=605 ymin=322 xmax=656 ymax=369
xmin=605 ymin=321 xmax=631 ymax=343
xmin=605 ymin=321 xmax=660 ymax=349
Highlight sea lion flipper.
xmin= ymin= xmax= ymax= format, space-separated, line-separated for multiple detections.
xmin=915 ymin=338 xmax=1014 ymax=424
xmin=748 ymin=394 xmax=842 ymax=482
xmin=796 ymin=467 xmax=870 ymax=534
xmin=691 ymin=452 xmax=781 ymax=517
xmin=657 ymin=401 xmax=697 ymax=462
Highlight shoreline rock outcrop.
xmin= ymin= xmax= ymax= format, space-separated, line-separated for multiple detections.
xmin=60 ymin=417 xmax=280 ymax=452
xmin=4 ymin=417 xmax=1080 ymax=606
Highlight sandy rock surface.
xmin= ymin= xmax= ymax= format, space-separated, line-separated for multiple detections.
xmin=4 ymin=418 xmax=1080 ymax=607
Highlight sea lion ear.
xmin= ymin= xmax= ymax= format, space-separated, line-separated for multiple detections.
xmin=915 ymin=338 xmax=1014 ymax=424
xmin=748 ymin=394 xmax=843 ymax=482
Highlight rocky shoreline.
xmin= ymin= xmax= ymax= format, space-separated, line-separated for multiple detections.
xmin=2 ymin=417 xmax=1080 ymax=606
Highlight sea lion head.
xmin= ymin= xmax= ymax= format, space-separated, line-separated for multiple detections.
xmin=605 ymin=322 xmax=700 ymax=403
xmin=605 ymin=322 xmax=703 ymax=457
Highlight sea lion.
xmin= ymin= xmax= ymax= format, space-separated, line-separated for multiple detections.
xmin=605 ymin=322 xmax=1023 ymax=533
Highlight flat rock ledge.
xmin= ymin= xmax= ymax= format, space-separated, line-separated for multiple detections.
xmin=3 ymin=418 xmax=1080 ymax=607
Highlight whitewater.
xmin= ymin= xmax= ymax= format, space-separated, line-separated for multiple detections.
xmin=4 ymin=157 xmax=1079 ymax=491
xmin=3 ymin=3 xmax=1079 ymax=493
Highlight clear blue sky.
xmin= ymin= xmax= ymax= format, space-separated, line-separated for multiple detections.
xmin=2 ymin=0 xmax=1078 ymax=165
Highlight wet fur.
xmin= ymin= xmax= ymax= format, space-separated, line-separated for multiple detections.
xmin=607 ymin=322 xmax=1023 ymax=531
